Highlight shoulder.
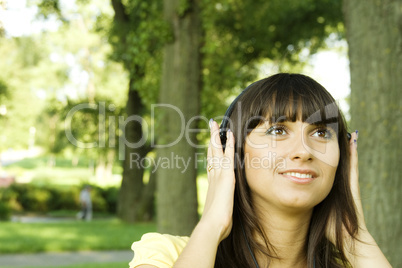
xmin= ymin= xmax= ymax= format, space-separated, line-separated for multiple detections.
xmin=129 ymin=233 xmax=190 ymax=268
xmin=132 ymin=233 xmax=189 ymax=252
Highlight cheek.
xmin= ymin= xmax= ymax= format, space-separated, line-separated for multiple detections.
xmin=328 ymin=143 xmax=340 ymax=168
xmin=309 ymin=142 xmax=340 ymax=168
xmin=320 ymin=155 xmax=339 ymax=198
xmin=244 ymin=140 xmax=284 ymax=172
xmin=326 ymin=165 xmax=338 ymax=187
xmin=321 ymin=144 xmax=339 ymax=183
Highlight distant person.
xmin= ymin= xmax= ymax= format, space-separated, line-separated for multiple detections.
xmin=77 ymin=185 xmax=92 ymax=221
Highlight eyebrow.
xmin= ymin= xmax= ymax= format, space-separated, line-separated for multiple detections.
xmin=261 ymin=119 xmax=339 ymax=129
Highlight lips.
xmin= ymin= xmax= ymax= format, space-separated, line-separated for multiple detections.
xmin=279 ymin=169 xmax=318 ymax=184
xmin=281 ymin=172 xmax=313 ymax=179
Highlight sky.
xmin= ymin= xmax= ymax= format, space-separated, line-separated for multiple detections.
xmin=0 ymin=0 xmax=61 ymax=36
xmin=0 ymin=0 xmax=351 ymax=116
xmin=307 ymin=44 xmax=351 ymax=118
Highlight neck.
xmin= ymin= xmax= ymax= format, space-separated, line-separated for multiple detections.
xmin=253 ymin=205 xmax=313 ymax=268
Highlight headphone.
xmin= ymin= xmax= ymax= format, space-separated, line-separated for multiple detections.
xmin=219 ymin=83 xmax=257 ymax=150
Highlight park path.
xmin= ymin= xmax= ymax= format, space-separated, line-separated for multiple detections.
xmin=0 ymin=250 xmax=133 ymax=267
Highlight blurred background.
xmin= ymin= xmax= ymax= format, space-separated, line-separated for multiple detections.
xmin=0 ymin=0 xmax=400 ymax=267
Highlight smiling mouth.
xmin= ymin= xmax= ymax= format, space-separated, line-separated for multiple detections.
xmin=281 ymin=172 xmax=313 ymax=179
xmin=279 ymin=170 xmax=317 ymax=184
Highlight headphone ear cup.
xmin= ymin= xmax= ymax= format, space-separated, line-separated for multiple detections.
xmin=218 ymin=81 xmax=255 ymax=153
xmin=220 ymin=130 xmax=227 ymax=152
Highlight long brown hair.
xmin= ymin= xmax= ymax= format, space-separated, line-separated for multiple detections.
xmin=214 ymin=73 xmax=358 ymax=268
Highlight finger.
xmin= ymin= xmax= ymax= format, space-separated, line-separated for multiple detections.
xmin=209 ymin=119 xmax=223 ymax=156
xmin=207 ymin=142 xmax=212 ymax=159
xmin=207 ymin=120 xmax=214 ymax=163
xmin=349 ymin=130 xmax=359 ymax=187
xmin=207 ymin=145 xmax=213 ymax=183
xmin=224 ymin=129 xmax=235 ymax=170
xmin=349 ymin=130 xmax=364 ymax=220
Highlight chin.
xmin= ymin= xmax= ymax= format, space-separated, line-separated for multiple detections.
xmin=277 ymin=194 xmax=323 ymax=212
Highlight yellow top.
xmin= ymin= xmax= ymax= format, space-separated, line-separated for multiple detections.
xmin=129 ymin=233 xmax=190 ymax=268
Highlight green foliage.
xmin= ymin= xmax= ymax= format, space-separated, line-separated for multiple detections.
xmin=38 ymin=97 xmax=124 ymax=160
xmin=109 ymin=0 xmax=170 ymax=106
xmin=18 ymin=0 xmax=345 ymax=159
xmin=178 ymin=0 xmax=191 ymax=17
xmin=0 ymin=201 xmax=11 ymax=221
xmin=26 ymin=187 xmax=53 ymax=212
xmin=211 ymin=0 xmax=343 ymax=64
xmin=0 ymin=36 xmax=51 ymax=151
xmin=35 ymin=98 xmax=69 ymax=155
xmin=0 ymin=183 xmax=118 ymax=214
xmin=36 ymin=0 xmax=62 ymax=19
xmin=15 ymin=36 xmax=48 ymax=66
xmin=0 ymin=78 xmax=9 ymax=104
xmin=100 ymin=186 xmax=119 ymax=213
xmin=196 ymin=0 xmax=344 ymax=145
xmin=10 ymin=0 xmax=128 ymax=166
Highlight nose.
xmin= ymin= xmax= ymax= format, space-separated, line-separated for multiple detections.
xmin=288 ymin=135 xmax=313 ymax=162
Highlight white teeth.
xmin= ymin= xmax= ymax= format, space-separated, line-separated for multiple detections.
xmin=282 ymin=172 xmax=313 ymax=179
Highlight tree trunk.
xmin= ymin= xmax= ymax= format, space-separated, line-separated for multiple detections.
xmin=117 ymin=81 xmax=151 ymax=222
xmin=136 ymin=166 xmax=157 ymax=222
xmin=343 ymin=1 xmax=402 ymax=265
xmin=156 ymin=0 xmax=201 ymax=235
xmin=111 ymin=0 xmax=156 ymax=223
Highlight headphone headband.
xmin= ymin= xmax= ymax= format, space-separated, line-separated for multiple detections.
xmin=219 ymin=82 xmax=256 ymax=149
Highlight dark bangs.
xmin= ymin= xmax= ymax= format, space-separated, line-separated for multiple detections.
xmin=242 ymin=73 xmax=341 ymax=134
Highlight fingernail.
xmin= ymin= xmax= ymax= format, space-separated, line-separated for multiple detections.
xmin=355 ymin=130 xmax=359 ymax=139
xmin=209 ymin=119 xmax=213 ymax=129
xmin=354 ymin=139 xmax=357 ymax=147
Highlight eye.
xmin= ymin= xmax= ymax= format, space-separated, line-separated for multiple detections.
xmin=266 ymin=125 xmax=288 ymax=136
xmin=311 ymin=128 xmax=333 ymax=139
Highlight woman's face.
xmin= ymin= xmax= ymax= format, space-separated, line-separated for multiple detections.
xmin=244 ymin=120 xmax=340 ymax=213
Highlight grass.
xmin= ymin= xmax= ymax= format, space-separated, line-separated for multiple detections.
xmin=0 ymin=218 xmax=156 ymax=254
xmin=3 ymin=156 xmax=122 ymax=187
xmin=4 ymin=156 xmax=94 ymax=170
xmin=3 ymin=262 xmax=129 ymax=268
xmin=0 ymin=153 xmax=209 ymax=268
xmin=2 ymin=262 xmax=129 ymax=268
xmin=46 ymin=210 xmax=114 ymax=218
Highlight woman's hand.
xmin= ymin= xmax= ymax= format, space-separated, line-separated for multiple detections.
xmin=173 ymin=120 xmax=235 ymax=268
xmin=348 ymin=131 xmax=367 ymax=229
xmin=200 ymin=119 xmax=236 ymax=242
xmin=326 ymin=131 xmax=391 ymax=267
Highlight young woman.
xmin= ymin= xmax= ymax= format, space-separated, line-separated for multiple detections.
xmin=129 ymin=73 xmax=391 ymax=268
